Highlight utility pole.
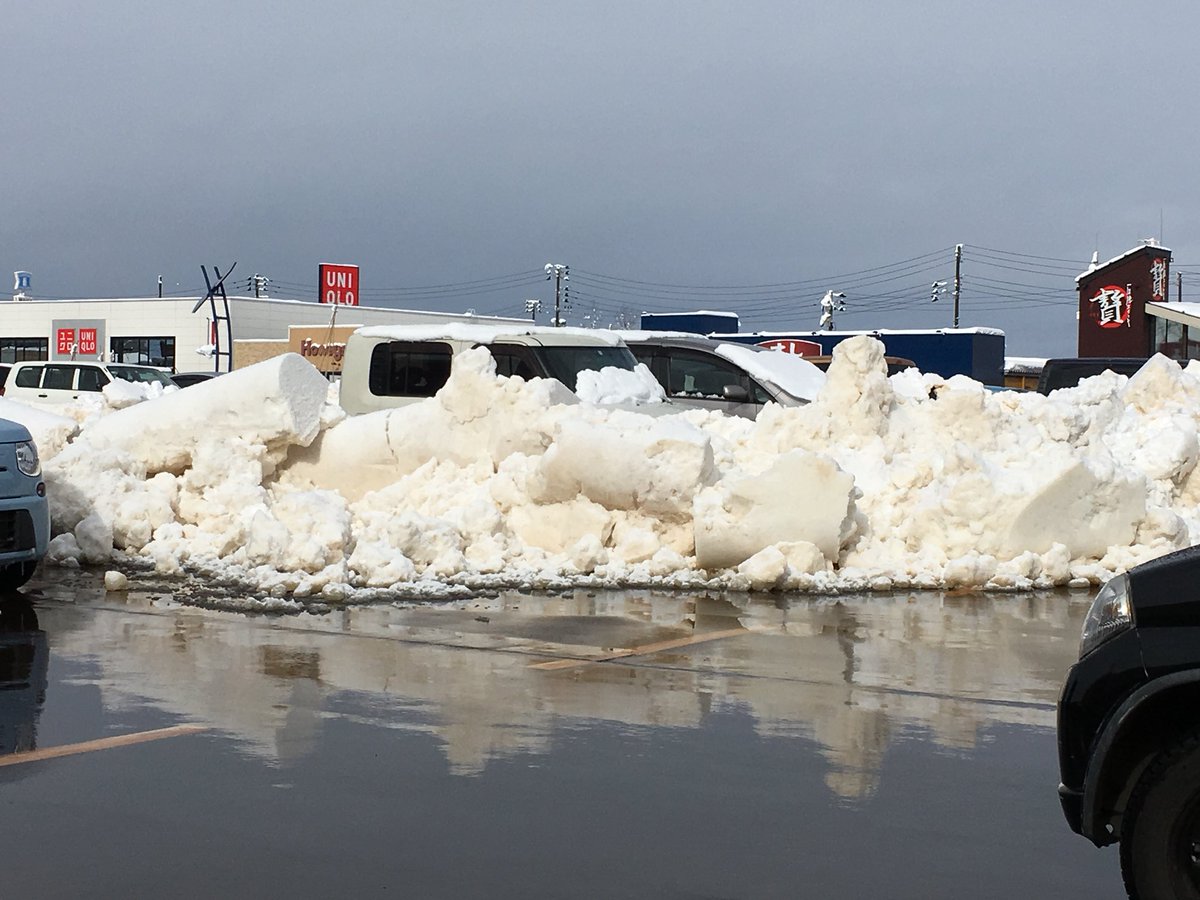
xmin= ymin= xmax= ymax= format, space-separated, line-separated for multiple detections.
xmin=1178 ymin=271 xmax=1183 ymax=303
xmin=158 ymin=275 xmax=163 ymax=298
xmin=524 ymin=298 xmax=541 ymax=321
xmin=953 ymin=243 xmax=962 ymax=328
xmin=248 ymin=274 xmax=270 ymax=298
xmin=545 ymin=263 xmax=569 ymax=327
xmin=819 ymin=290 xmax=846 ymax=331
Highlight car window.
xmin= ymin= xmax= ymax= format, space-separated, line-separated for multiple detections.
xmin=77 ymin=366 xmax=108 ymax=392
xmin=367 ymin=341 xmax=453 ymax=397
xmin=665 ymin=351 xmax=749 ymax=400
xmin=532 ymin=346 xmax=637 ymax=391
xmin=107 ymin=365 xmax=174 ymax=386
xmin=487 ymin=344 xmax=539 ymax=380
xmin=14 ymin=366 xmax=42 ymax=389
xmin=42 ymin=365 xmax=76 ymax=391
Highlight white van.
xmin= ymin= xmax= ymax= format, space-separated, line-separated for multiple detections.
xmin=2 ymin=361 xmax=177 ymax=404
xmin=339 ymin=324 xmax=649 ymax=415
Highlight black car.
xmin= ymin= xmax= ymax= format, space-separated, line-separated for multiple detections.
xmin=1038 ymin=357 xmax=1149 ymax=394
xmin=170 ymin=371 xmax=218 ymax=389
xmin=1058 ymin=545 xmax=1200 ymax=898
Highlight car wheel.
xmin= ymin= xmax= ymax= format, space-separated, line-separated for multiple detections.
xmin=0 ymin=561 xmax=37 ymax=593
xmin=1121 ymin=728 xmax=1200 ymax=900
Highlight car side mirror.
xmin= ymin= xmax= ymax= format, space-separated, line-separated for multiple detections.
xmin=722 ymin=384 xmax=751 ymax=402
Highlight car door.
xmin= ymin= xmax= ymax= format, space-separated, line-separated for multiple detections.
xmin=37 ymin=364 xmax=80 ymax=402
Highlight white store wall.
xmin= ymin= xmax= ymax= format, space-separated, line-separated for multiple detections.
xmin=0 ymin=296 xmax=524 ymax=372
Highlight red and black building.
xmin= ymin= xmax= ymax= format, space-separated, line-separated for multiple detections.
xmin=1076 ymin=242 xmax=1199 ymax=360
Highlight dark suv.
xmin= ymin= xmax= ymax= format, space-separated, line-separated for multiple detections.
xmin=1058 ymin=546 xmax=1200 ymax=898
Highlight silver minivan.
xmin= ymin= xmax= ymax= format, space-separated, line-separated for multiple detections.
xmin=2 ymin=361 xmax=177 ymax=404
xmin=620 ymin=333 xmax=825 ymax=419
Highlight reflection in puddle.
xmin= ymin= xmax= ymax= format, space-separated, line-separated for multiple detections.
xmin=0 ymin=599 xmax=47 ymax=757
xmin=36 ymin=585 xmax=1091 ymax=800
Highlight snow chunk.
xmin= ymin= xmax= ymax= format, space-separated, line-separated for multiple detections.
xmin=694 ymin=450 xmax=855 ymax=569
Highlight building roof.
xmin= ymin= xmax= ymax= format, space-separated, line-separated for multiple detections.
xmin=1075 ymin=242 xmax=1173 ymax=283
xmin=1146 ymin=301 xmax=1200 ymax=328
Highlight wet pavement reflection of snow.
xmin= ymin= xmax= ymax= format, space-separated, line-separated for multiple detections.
xmin=1 ymin=568 xmax=1125 ymax=898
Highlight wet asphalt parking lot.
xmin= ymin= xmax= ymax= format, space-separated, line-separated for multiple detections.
xmin=1 ymin=567 xmax=1123 ymax=898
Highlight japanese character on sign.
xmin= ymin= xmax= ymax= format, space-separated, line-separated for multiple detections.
xmin=1089 ymin=284 xmax=1132 ymax=329
xmin=56 ymin=328 xmax=75 ymax=354
xmin=1152 ymin=257 xmax=1167 ymax=302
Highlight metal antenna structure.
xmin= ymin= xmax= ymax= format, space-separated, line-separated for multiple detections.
xmin=192 ymin=262 xmax=237 ymax=373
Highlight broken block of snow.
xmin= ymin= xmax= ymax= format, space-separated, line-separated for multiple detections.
xmin=78 ymin=353 xmax=330 ymax=474
xmin=694 ymin=450 xmax=855 ymax=570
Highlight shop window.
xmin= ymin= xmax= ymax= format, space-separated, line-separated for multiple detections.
xmin=110 ymin=336 xmax=176 ymax=369
xmin=0 ymin=338 xmax=48 ymax=363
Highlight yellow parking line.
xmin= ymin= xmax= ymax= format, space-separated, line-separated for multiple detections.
xmin=529 ymin=627 xmax=746 ymax=670
xmin=0 ymin=724 xmax=208 ymax=768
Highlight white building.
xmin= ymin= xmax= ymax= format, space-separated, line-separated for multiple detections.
xmin=0 ymin=295 xmax=524 ymax=373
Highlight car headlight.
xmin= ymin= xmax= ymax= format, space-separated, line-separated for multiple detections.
xmin=14 ymin=440 xmax=40 ymax=477
xmin=1080 ymin=574 xmax=1134 ymax=659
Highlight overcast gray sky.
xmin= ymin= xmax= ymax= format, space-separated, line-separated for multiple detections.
xmin=6 ymin=0 xmax=1200 ymax=356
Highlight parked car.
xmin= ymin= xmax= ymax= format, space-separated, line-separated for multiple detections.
xmin=1058 ymin=545 xmax=1200 ymax=897
xmin=339 ymin=324 xmax=654 ymax=415
xmin=619 ymin=333 xmax=824 ymax=419
xmin=0 ymin=419 xmax=48 ymax=591
xmin=1038 ymin=357 xmax=1149 ymax=394
xmin=170 ymin=371 xmax=218 ymax=389
xmin=2 ymin=361 xmax=177 ymax=404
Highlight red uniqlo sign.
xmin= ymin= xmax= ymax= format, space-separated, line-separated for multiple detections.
xmin=319 ymin=263 xmax=359 ymax=306
xmin=78 ymin=328 xmax=97 ymax=354
xmin=56 ymin=328 xmax=75 ymax=354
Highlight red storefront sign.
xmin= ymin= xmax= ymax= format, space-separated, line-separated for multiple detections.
xmin=757 ymin=338 xmax=824 ymax=356
xmin=1088 ymin=284 xmax=1132 ymax=329
xmin=319 ymin=263 xmax=360 ymax=306
xmin=78 ymin=328 xmax=97 ymax=354
xmin=56 ymin=328 xmax=75 ymax=354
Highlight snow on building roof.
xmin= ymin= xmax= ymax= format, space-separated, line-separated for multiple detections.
xmin=710 ymin=327 xmax=1006 ymax=338
xmin=1004 ymin=356 xmax=1047 ymax=375
xmin=3 ymin=294 xmax=527 ymax=321
xmin=641 ymin=309 xmax=739 ymax=318
xmin=1075 ymin=242 xmax=1173 ymax=283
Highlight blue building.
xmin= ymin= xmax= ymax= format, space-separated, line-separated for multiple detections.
xmin=638 ymin=312 xmax=1005 ymax=384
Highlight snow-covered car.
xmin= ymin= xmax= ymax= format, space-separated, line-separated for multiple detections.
xmin=619 ymin=333 xmax=825 ymax=418
xmin=339 ymin=324 xmax=660 ymax=415
xmin=2 ymin=361 xmax=176 ymax=404
xmin=1058 ymin=546 xmax=1200 ymax=896
xmin=0 ymin=419 xmax=48 ymax=591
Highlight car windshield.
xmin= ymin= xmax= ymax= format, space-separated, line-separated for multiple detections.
xmin=107 ymin=365 xmax=176 ymax=387
xmin=532 ymin=346 xmax=637 ymax=391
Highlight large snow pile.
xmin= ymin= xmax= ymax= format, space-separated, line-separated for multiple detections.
xmin=22 ymin=339 xmax=1200 ymax=598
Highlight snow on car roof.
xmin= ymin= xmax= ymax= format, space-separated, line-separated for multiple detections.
xmin=355 ymin=323 xmax=624 ymax=345
xmin=713 ymin=342 xmax=825 ymax=401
